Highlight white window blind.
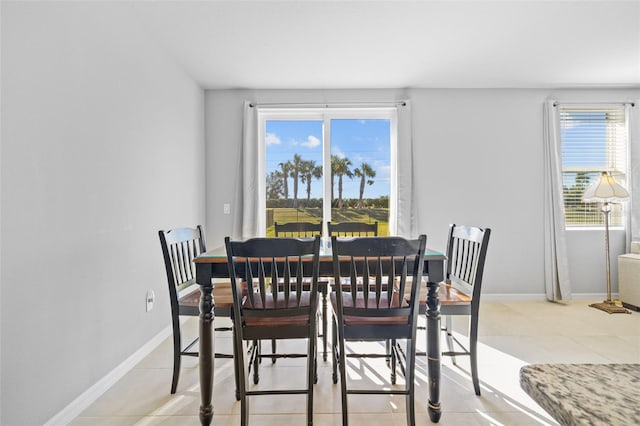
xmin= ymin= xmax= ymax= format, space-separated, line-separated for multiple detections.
xmin=560 ymin=106 xmax=628 ymax=226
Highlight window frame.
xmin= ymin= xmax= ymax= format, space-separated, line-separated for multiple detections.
xmin=257 ymin=107 xmax=398 ymax=236
xmin=559 ymin=104 xmax=630 ymax=229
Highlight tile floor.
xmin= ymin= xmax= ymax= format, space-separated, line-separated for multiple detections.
xmin=70 ymin=300 xmax=640 ymax=425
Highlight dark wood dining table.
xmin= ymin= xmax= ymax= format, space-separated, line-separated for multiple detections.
xmin=194 ymin=244 xmax=446 ymax=425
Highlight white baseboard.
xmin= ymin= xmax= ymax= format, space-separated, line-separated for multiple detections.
xmin=45 ymin=325 xmax=172 ymax=426
xmin=482 ymin=292 xmax=617 ymax=302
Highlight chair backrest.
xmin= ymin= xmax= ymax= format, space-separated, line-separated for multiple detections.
xmin=225 ymin=236 xmax=321 ymax=325
xmin=159 ymin=226 xmax=206 ymax=310
xmin=274 ymin=221 xmax=322 ymax=238
xmin=331 ymin=235 xmax=427 ymax=329
xmin=327 ymin=221 xmax=378 ymax=237
xmin=445 ymin=224 xmax=491 ymax=303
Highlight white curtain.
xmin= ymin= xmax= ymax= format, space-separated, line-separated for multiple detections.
xmin=627 ymin=102 xmax=640 ymax=249
xmin=396 ymin=101 xmax=417 ymax=238
xmin=543 ymin=99 xmax=572 ymax=301
xmin=231 ymin=100 xmax=259 ymax=239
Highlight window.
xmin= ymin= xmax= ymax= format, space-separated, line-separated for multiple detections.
xmin=560 ymin=106 xmax=629 ymax=226
xmin=258 ymin=107 xmax=397 ymax=236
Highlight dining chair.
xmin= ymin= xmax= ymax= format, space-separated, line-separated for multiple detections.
xmin=331 ymin=235 xmax=427 ymax=426
xmin=327 ymin=221 xmax=378 ymax=237
xmin=225 ymin=236 xmax=321 ymax=426
xmin=274 ymin=221 xmax=323 ymax=237
xmin=158 ymin=226 xmax=236 ymax=395
xmin=274 ymin=221 xmax=328 ymax=361
xmin=415 ymin=224 xmax=491 ymax=396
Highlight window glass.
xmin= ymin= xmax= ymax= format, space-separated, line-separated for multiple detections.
xmin=262 ymin=109 xmax=395 ymax=236
xmin=560 ymin=107 xmax=628 ymax=226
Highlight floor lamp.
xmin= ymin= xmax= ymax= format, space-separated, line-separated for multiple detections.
xmin=582 ymin=171 xmax=631 ymax=314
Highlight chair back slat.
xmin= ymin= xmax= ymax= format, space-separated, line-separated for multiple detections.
xmin=332 ymin=235 xmax=426 ymax=320
xmin=446 ymin=224 xmax=491 ymax=299
xmin=327 ymin=221 xmax=378 ymax=237
xmin=226 ymin=236 xmax=321 ymax=318
xmin=159 ymin=226 xmax=206 ymax=291
xmin=274 ymin=221 xmax=322 ymax=238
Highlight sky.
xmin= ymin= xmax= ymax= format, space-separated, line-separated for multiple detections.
xmin=265 ymin=119 xmax=391 ymax=199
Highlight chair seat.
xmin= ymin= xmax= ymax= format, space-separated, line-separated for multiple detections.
xmin=410 ymin=281 xmax=472 ymax=309
xmin=242 ymin=291 xmax=314 ymax=326
xmin=178 ymin=281 xmax=235 ymax=308
xmin=330 ymin=291 xmax=408 ymax=325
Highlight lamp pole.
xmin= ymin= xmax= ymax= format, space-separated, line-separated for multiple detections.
xmin=602 ymin=202 xmax=612 ymax=304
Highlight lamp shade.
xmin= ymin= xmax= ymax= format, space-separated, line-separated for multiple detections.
xmin=582 ymin=171 xmax=630 ymax=202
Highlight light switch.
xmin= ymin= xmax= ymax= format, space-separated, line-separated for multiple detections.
xmin=223 ymin=204 xmax=231 ymax=215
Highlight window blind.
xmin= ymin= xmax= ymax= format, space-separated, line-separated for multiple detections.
xmin=559 ymin=106 xmax=628 ymax=226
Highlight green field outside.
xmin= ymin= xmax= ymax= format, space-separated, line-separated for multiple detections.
xmin=266 ymin=208 xmax=389 ymax=236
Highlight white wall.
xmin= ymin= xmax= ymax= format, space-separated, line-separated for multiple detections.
xmin=1 ymin=3 xmax=204 ymax=424
xmin=205 ymin=88 xmax=639 ymax=298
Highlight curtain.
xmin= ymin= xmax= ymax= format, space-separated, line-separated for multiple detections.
xmin=543 ymin=99 xmax=572 ymax=301
xmin=232 ymin=101 xmax=259 ymax=239
xmin=627 ymin=102 xmax=640 ymax=249
xmin=396 ymin=101 xmax=417 ymax=238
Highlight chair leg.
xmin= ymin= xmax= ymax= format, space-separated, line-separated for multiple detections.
xmin=235 ymin=337 xmax=249 ymax=426
xmin=322 ymin=286 xmax=328 ymax=361
xmin=307 ymin=327 xmax=316 ymax=426
xmin=338 ymin=327 xmax=348 ymax=426
xmin=390 ymin=338 xmax=397 ymax=385
xmin=253 ymin=340 xmax=260 ymax=385
xmin=470 ymin=315 xmax=481 ymax=396
xmin=445 ymin=315 xmax=456 ymax=365
xmin=233 ymin=331 xmax=241 ymax=401
xmin=170 ymin=319 xmax=181 ymax=394
xmin=271 ymin=339 xmax=277 ymax=363
xmin=332 ymin=319 xmax=339 ymax=384
xmin=404 ymin=338 xmax=416 ymax=426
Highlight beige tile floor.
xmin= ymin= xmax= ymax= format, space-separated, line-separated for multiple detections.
xmin=71 ymin=300 xmax=640 ymax=425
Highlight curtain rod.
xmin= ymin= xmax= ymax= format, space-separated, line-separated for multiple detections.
xmin=553 ymin=101 xmax=635 ymax=107
xmin=249 ymin=101 xmax=407 ymax=108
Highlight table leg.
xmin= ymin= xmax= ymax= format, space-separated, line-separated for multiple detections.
xmin=426 ymin=279 xmax=441 ymax=422
xmin=198 ymin=281 xmax=214 ymax=426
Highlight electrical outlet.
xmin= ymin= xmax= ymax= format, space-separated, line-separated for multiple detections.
xmin=146 ymin=289 xmax=155 ymax=312
xmin=223 ymin=203 xmax=231 ymax=215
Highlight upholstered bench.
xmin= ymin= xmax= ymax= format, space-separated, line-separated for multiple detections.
xmin=619 ymin=241 xmax=640 ymax=311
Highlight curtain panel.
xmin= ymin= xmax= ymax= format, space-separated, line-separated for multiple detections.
xmin=543 ymin=99 xmax=572 ymax=301
xmin=627 ymin=102 xmax=640 ymax=249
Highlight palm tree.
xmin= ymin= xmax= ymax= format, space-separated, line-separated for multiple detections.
xmin=300 ymin=160 xmax=322 ymax=201
xmin=290 ymin=154 xmax=303 ymax=208
xmin=354 ymin=162 xmax=376 ymax=209
xmin=332 ymin=156 xmax=353 ymax=209
xmin=278 ymin=161 xmax=292 ymax=200
xmin=266 ymin=170 xmax=284 ymax=199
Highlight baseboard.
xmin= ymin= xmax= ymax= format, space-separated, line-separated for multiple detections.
xmin=45 ymin=324 xmax=172 ymax=426
xmin=482 ymin=292 xmax=616 ymax=302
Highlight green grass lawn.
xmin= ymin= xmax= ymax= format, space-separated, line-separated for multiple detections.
xmin=266 ymin=208 xmax=389 ymax=236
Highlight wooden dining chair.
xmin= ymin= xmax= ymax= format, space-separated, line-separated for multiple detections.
xmin=274 ymin=221 xmax=329 ymax=361
xmin=225 ymin=236 xmax=321 ymax=426
xmin=331 ymin=235 xmax=427 ymax=426
xmin=274 ymin=221 xmax=323 ymax=237
xmin=159 ymin=226 xmax=236 ymax=395
xmin=327 ymin=221 xmax=378 ymax=237
xmin=414 ymin=224 xmax=491 ymax=396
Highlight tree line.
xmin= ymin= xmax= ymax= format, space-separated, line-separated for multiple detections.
xmin=266 ymin=154 xmax=377 ymax=209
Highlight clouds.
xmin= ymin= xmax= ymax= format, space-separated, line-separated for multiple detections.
xmin=266 ymin=132 xmax=281 ymax=145
xmin=301 ymin=135 xmax=321 ymax=148
xmin=269 ymin=132 xmax=321 ymax=149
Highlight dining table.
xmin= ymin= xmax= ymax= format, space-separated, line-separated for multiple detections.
xmin=193 ymin=242 xmax=446 ymax=425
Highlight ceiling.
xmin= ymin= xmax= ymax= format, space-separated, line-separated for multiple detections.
xmin=131 ymin=0 xmax=640 ymax=90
